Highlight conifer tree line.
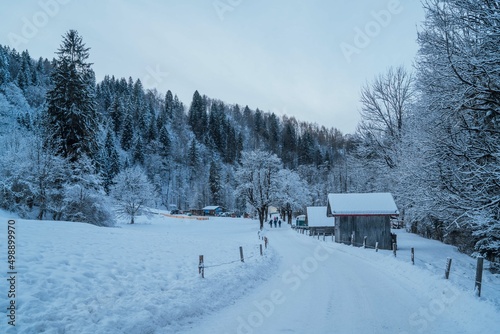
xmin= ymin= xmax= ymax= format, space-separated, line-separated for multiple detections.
xmin=0 ymin=30 xmax=350 ymax=227
xmin=0 ymin=0 xmax=498 ymax=268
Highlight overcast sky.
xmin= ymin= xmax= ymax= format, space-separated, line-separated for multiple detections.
xmin=0 ymin=0 xmax=425 ymax=134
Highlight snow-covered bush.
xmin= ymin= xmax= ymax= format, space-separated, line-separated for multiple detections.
xmin=61 ymin=156 xmax=115 ymax=226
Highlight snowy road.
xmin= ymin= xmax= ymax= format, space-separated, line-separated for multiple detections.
xmin=181 ymin=226 xmax=499 ymax=334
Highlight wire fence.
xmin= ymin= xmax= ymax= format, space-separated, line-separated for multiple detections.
xmin=198 ymin=237 xmax=269 ymax=278
xmin=296 ymin=228 xmax=500 ymax=301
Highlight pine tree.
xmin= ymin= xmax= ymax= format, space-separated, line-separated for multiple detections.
xmin=133 ymin=137 xmax=145 ymax=165
xmin=298 ymin=131 xmax=315 ymax=165
xmin=208 ymin=102 xmax=223 ymax=151
xmin=282 ymin=120 xmax=297 ymax=167
xmin=158 ymin=125 xmax=171 ymax=157
xmin=121 ymin=114 xmax=133 ymax=150
xmin=188 ymin=90 xmax=207 ymax=141
xmin=243 ymin=105 xmax=252 ymax=127
xmin=171 ymin=94 xmax=185 ymax=129
xmin=209 ymin=160 xmax=222 ymax=204
xmin=132 ymin=79 xmax=146 ymax=133
xmin=165 ymin=90 xmax=174 ymax=119
xmin=45 ymin=30 xmax=99 ymax=163
xmin=147 ymin=113 xmax=158 ymax=143
xmin=102 ymin=130 xmax=120 ymax=193
xmin=0 ymin=47 xmax=10 ymax=85
xmin=109 ymin=96 xmax=122 ymax=134
xmin=188 ymin=139 xmax=199 ymax=168
xmin=17 ymin=51 xmax=33 ymax=91
xmin=267 ymin=113 xmax=280 ymax=152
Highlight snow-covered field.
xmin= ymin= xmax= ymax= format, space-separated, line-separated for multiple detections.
xmin=1 ymin=210 xmax=499 ymax=333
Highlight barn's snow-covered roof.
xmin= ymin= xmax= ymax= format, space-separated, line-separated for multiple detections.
xmin=306 ymin=206 xmax=334 ymax=227
xmin=327 ymin=193 xmax=399 ymax=216
xmin=202 ymin=206 xmax=222 ymax=210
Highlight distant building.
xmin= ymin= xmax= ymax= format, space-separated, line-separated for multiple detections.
xmin=306 ymin=206 xmax=334 ymax=227
xmin=327 ymin=193 xmax=399 ymax=250
xmin=202 ymin=206 xmax=223 ymax=216
xmin=306 ymin=206 xmax=335 ymax=236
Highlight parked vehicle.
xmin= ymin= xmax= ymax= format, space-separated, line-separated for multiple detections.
xmin=295 ymin=215 xmax=307 ymax=227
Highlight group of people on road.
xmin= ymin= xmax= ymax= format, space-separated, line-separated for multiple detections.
xmin=269 ymin=216 xmax=282 ymax=228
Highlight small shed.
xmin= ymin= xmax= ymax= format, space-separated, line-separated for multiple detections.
xmin=327 ymin=193 xmax=399 ymax=250
xmin=306 ymin=206 xmax=334 ymax=227
xmin=202 ymin=206 xmax=223 ymax=216
xmin=307 ymin=206 xmax=335 ymax=236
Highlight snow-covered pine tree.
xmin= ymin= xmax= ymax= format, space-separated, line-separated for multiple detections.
xmin=0 ymin=46 xmax=10 ymax=85
xmin=188 ymin=90 xmax=207 ymax=141
xmin=46 ymin=30 xmax=99 ymax=163
xmin=209 ymin=160 xmax=222 ymax=205
xmin=121 ymin=113 xmax=134 ymax=150
xmin=188 ymin=139 xmax=199 ymax=168
xmin=158 ymin=125 xmax=171 ymax=157
xmin=101 ymin=130 xmax=120 ymax=193
xmin=132 ymin=137 xmax=145 ymax=165
xmin=109 ymin=96 xmax=123 ymax=135
xmin=164 ymin=89 xmax=174 ymax=120
xmin=146 ymin=112 xmax=158 ymax=143
xmin=281 ymin=118 xmax=298 ymax=168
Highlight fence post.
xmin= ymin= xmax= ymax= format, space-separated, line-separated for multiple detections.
xmin=260 ymin=244 xmax=263 ymax=256
xmin=363 ymin=236 xmax=367 ymax=248
xmin=445 ymin=257 xmax=452 ymax=279
xmin=351 ymin=231 xmax=355 ymax=246
xmin=475 ymin=256 xmax=484 ymax=297
xmin=411 ymin=247 xmax=415 ymax=265
xmin=240 ymin=246 xmax=244 ymax=263
xmin=393 ymin=243 xmax=397 ymax=257
xmin=375 ymin=242 xmax=379 ymax=252
xmin=264 ymin=237 xmax=268 ymax=248
xmin=199 ymin=255 xmax=204 ymax=278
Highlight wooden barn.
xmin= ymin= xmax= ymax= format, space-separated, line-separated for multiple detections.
xmin=327 ymin=193 xmax=399 ymax=250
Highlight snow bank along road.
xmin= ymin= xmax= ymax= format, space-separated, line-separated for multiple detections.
xmin=181 ymin=226 xmax=499 ymax=334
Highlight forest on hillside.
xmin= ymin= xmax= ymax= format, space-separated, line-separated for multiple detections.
xmin=0 ymin=1 xmax=498 ymax=268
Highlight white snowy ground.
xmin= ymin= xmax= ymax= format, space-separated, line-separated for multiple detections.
xmin=1 ymin=210 xmax=499 ymax=334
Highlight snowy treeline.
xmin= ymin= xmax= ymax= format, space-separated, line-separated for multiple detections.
xmin=0 ymin=0 xmax=498 ymax=266
xmin=352 ymin=0 xmax=500 ymax=267
xmin=0 ymin=31 xmax=350 ymax=226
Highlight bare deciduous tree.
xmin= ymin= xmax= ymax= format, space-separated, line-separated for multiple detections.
xmin=357 ymin=66 xmax=415 ymax=169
